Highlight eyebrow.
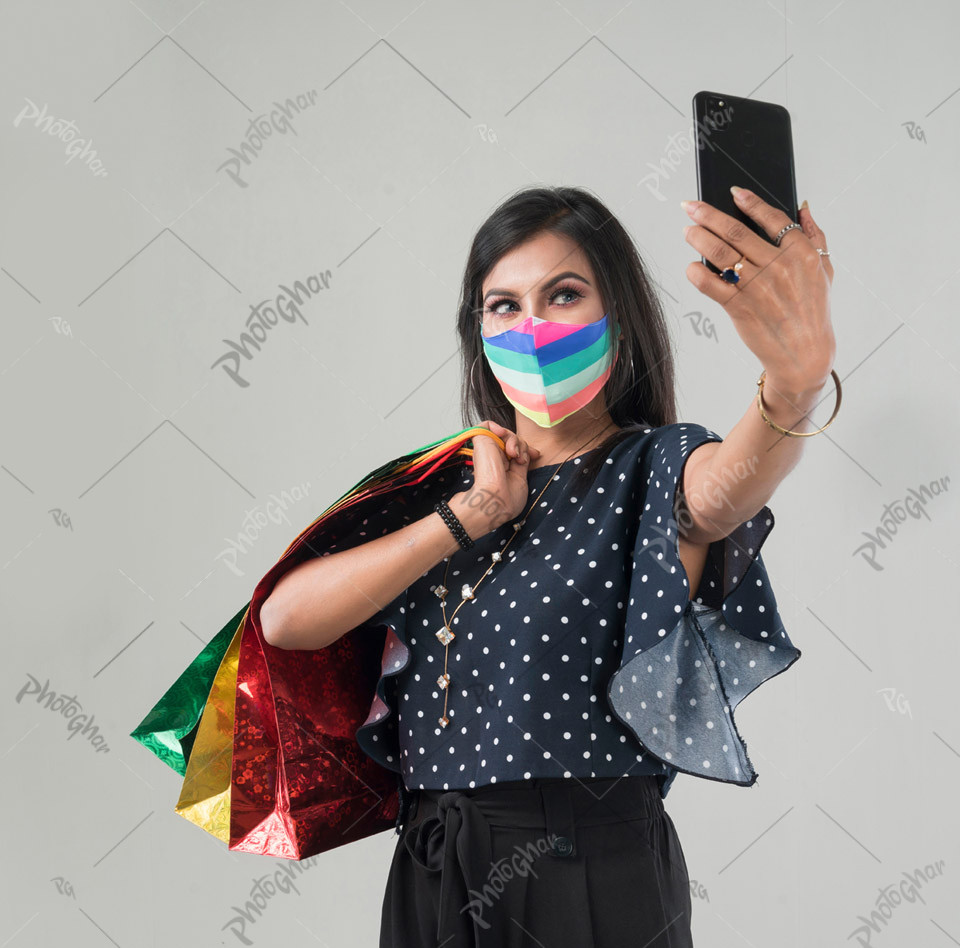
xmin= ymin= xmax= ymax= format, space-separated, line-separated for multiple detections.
xmin=483 ymin=270 xmax=591 ymax=302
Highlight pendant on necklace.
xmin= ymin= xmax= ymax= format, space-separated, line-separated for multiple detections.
xmin=436 ymin=626 xmax=455 ymax=646
xmin=439 ymin=714 xmax=450 ymax=727
xmin=437 ymin=673 xmax=450 ymax=690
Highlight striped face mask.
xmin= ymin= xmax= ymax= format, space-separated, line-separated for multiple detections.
xmin=480 ymin=312 xmax=619 ymax=428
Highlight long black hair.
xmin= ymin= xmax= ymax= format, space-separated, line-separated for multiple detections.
xmin=456 ymin=185 xmax=678 ymax=485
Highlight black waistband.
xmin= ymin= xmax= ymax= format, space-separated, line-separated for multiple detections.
xmin=410 ymin=773 xmax=662 ymax=827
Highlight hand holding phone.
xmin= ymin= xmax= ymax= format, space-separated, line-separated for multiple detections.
xmin=683 ymin=91 xmax=836 ymax=403
xmin=692 ymin=91 xmax=798 ymax=276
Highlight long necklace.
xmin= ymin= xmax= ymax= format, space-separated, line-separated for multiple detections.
xmin=431 ymin=454 xmax=571 ymax=728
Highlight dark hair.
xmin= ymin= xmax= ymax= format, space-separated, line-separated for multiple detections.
xmin=456 ymin=185 xmax=678 ymax=485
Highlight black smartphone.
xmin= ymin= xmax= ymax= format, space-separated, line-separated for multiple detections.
xmin=692 ymin=91 xmax=798 ymax=276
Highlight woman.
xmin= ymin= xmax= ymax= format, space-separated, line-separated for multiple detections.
xmin=261 ymin=185 xmax=837 ymax=947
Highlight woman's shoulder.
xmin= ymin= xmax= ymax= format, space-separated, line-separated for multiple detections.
xmin=630 ymin=420 xmax=723 ymax=445
xmin=601 ymin=421 xmax=725 ymax=472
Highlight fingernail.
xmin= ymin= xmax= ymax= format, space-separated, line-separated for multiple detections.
xmin=800 ymin=198 xmax=809 ymax=211
xmin=680 ymin=200 xmax=700 ymax=216
xmin=730 ymin=185 xmax=746 ymax=200
xmin=522 ymin=453 xmax=529 ymax=463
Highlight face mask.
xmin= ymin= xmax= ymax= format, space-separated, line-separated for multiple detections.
xmin=480 ymin=311 xmax=619 ymax=428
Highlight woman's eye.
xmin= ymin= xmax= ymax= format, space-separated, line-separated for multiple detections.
xmin=486 ymin=286 xmax=582 ymax=316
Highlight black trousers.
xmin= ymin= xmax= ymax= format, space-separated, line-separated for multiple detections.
xmin=380 ymin=774 xmax=694 ymax=947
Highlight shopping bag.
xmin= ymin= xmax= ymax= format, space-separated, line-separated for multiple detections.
xmin=131 ymin=426 xmax=503 ymax=859
xmin=129 ymin=603 xmax=247 ymax=775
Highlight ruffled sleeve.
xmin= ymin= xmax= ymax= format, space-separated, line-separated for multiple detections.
xmin=606 ymin=421 xmax=801 ymax=793
xmin=354 ymin=589 xmax=411 ymax=772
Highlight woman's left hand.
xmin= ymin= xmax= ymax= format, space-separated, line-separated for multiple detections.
xmin=682 ymin=187 xmax=836 ymax=393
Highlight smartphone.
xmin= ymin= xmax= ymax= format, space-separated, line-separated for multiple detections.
xmin=692 ymin=91 xmax=798 ymax=276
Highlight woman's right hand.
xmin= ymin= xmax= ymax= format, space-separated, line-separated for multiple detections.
xmin=456 ymin=420 xmax=542 ymax=534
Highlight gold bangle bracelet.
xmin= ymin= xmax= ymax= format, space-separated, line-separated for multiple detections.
xmin=756 ymin=369 xmax=842 ymax=437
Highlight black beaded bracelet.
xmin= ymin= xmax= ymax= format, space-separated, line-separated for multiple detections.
xmin=434 ymin=499 xmax=474 ymax=550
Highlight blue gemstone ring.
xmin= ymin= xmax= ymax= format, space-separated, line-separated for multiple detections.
xmin=719 ymin=256 xmax=746 ymax=285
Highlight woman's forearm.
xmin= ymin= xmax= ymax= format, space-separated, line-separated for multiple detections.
xmin=677 ymin=372 xmax=833 ymax=543
xmin=261 ymin=490 xmax=493 ymax=651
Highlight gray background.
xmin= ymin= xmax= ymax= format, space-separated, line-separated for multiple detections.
xmin=2 ymin=0 xmax=959 ymax=945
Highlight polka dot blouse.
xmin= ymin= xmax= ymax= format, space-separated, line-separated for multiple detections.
xmin=355 ymin=422 xmax=801 ymax=798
